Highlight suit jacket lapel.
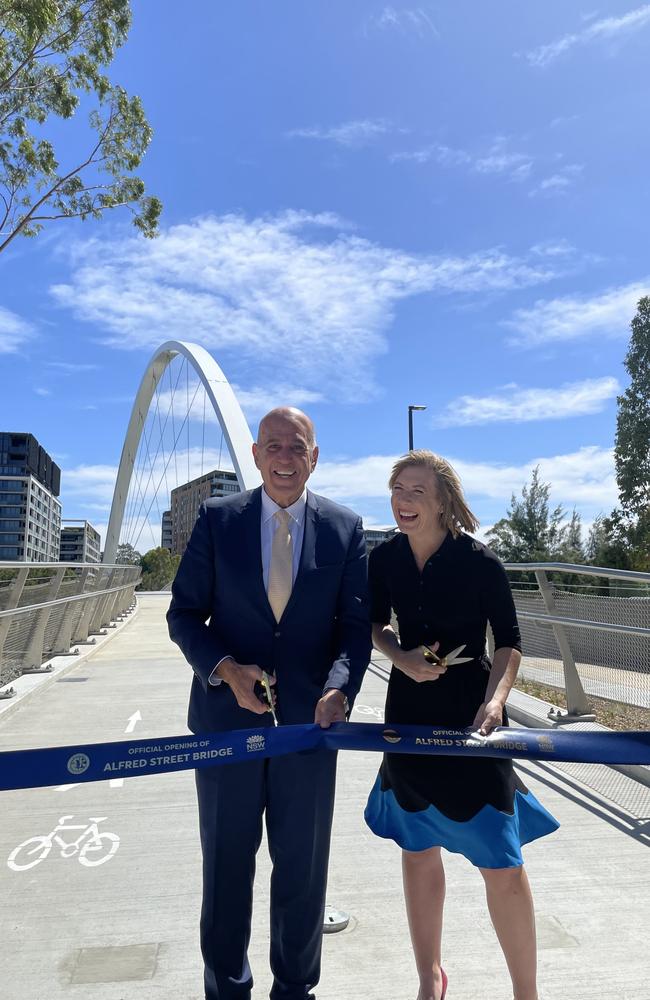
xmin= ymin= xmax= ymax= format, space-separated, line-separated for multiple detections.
xmin=234 ymin=487 xmax=273 ymax=618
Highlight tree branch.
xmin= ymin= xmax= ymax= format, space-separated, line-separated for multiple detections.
xmin=32 ymin=0 xmax=101 ymax=62
xmin=0 ymin=34 xmax=45 ymax=93
xmin=0 ymin=113 xmax=111 ymax=253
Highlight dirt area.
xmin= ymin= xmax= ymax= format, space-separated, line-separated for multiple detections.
xmin=514 ymin=676 xmax=650 ymax=731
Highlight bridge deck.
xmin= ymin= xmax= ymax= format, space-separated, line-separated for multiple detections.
xmin=0 ymin=595 xmax=648 ymax=1000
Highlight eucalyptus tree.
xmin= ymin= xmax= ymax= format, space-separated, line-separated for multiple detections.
xmin=0 ymin=0 xmax=160 ymax=254
xmin=588 ymin=297 xmax=650 ymax=573
xmin=615 ymin=296 xmax=650 ymax=518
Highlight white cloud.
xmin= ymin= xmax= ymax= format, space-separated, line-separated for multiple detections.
xmin=435 ymin=377 xmax=620 ymax=427
xmin=312 ymin=446 xmax=617 ymax=515
xmin=530 ymin=239 xmax=576 ymax=258
xmin=46 ymin=361 xmax=99 ymax=373
xmin=366 ymin=6 xmax=439 ymax=39
xmin=51 ymin=211 xmax=565 ymax=401
xmin=62 ymin=444 xmax=617 ymax=551
xmin=474 ymin=148 xmax=533 ymax=181
xmin=525 ymin=4 xmax=650 ymax=67
xmin=505 ymin=280 xmax=649 ymax=346
xmin=287 ymin=119 xmax=396 ymax=147
xmin=234 ymin=385 xmax=324 ymax=418
xmin=61 ymin=463 xmax=122 ymax=509
xmin=393 ymin=138 xmax=534 ymax=184
xmin=152 ymin=379 xmax=324 ymax=424
xmin=0 ymin=305 xmax=34 ymax=352
xmin=34 ymin=387 xmax=51 ymax=396
xmin=529 ymin=163 xmax=583 ymax=198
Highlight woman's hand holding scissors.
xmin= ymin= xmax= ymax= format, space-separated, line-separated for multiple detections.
xmin=395 ymin=642 xmax=447 ymax=683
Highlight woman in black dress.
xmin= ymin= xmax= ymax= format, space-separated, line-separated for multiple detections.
xmin=364 ymin=451 xmax=558 ymax=1000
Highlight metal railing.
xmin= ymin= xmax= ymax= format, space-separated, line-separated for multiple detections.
xmin=504 ymin=562 xmax=650 ymax=721
xmin=0 ymin=563 xmax=141 ymax=693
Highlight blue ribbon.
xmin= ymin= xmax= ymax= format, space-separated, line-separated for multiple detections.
xmin=1 ymin=723 xmax=648 ymax=792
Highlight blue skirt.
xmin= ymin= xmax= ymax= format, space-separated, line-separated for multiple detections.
xmin=365 ymin=773 xmax=560 ymax=869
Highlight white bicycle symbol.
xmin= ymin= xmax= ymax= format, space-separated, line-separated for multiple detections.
xmin=352 ymin=704 xmax=385 ymax=721
xmin=7 ymin=815 xmax=120 ymax=871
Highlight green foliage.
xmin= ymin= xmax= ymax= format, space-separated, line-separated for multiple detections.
xmin=614 ymin=296 xmax=650 ymax=517
xmin=0 ymin=0 xmax=160 ymax=252
xmin=138 ymin=546 xmax=180 ymax=591
xmin=586 ymin=296 xmax=650 ymax=575
xmin=586 ymin=512 xmax=633 ymax=572
xmin=486 ymin=467 xmax=584 ymax=568
xmin=115 ymin=541 xmax=141 ymax=565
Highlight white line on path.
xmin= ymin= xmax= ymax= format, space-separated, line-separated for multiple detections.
xmin=111 ymin=710 xmax=143 ymax=787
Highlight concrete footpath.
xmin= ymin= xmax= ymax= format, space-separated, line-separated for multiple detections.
xmin=0 ymin=595 xmax=649 ymax=1000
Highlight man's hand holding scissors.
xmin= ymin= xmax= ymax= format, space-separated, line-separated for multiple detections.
xmin=215 ymin=658 xmax=277 ymax=718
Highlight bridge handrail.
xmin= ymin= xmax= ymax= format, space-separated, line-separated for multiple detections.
xmin=500 ymin=560 xmax=649 ymax=730
xmin=504 ymin=561 xmax=650 ymax=585
xmin=0 ymin=562 xmax=138 ymax=570
xmin=516 ymin=610 xmax=650 ymax=639
xmin=0 ymin=563 xmax=140 ymax=692
xmin=0 ymin=583 xmax=140 ymax=620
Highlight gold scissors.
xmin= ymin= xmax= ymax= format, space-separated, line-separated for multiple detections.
xmin=261 ymin=671 xmax=278 ymax=726
xmin=421 ymin=643 xmax=473 ymax=667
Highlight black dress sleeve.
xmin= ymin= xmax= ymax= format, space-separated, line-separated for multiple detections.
xmin=481 ymin=548 xmax=522 ymax=652
xmin=368 ymin=544 xmax=393 ymax=625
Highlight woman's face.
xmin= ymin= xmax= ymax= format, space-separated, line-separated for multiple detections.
xmin=390 ymin=465 xmax=443 ymax=538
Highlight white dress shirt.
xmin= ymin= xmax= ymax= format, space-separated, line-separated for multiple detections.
xmin=209 ymin=488 xmax=307 ymax=685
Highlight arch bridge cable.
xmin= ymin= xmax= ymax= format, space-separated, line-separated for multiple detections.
xmin=103 ymin=341 xmax=261 ymax=566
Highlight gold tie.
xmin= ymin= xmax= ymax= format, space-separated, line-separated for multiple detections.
xmin=268 ymin=509 xmax=293 ymax=622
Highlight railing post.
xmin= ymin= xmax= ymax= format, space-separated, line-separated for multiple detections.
xmin=534 ymin=569 xmax=595 ymax=721
xmin=98 ymin=569 xmax=120 ymax=627
xmin=49 ymin=568 xmax=88 ymax=655
xmin=72 ymin=568 xmax=95 ymax=642
xmin=0 ymin=567 xmax=30 ymax=678
xmin=23 ymin=566 xmax=67 ymax=669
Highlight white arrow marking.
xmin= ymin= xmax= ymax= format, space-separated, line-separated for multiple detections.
xmin=125 ymin=710 xmax=142 ymax=734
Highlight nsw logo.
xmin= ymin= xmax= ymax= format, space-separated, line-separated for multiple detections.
xmin=246 ymin=734 xmax=266 ymax=753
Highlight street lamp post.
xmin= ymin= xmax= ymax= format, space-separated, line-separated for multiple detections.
xmin=408 ymin=405 xmax=427 ymax=451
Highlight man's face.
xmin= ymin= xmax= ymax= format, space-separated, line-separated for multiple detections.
xmin=253 ymin=413 xmax=318 ymax=507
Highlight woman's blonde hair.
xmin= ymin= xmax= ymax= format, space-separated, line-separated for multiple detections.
xmin=389 ymin=450 xmax=480 ymax=538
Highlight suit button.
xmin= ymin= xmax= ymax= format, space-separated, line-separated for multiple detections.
xmin=274 ymin=630 xmax=281 ymax=638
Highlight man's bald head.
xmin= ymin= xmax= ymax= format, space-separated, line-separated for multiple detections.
xmin=257 ymin=407 xmax=316 ymax=448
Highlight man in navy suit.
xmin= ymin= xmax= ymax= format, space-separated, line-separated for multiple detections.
xmin=167 ymin=407 xmax=371 ymax=1000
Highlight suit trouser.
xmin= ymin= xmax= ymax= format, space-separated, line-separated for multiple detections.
xmin=195 ymin=748 xmax=338 ymax=1000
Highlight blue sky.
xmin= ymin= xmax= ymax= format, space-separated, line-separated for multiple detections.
xmin=1 ymin=1 xmax=649 ymax=551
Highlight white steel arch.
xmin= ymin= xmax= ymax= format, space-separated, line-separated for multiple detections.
xmin=103 ymin=340 xmax=261 ymax=563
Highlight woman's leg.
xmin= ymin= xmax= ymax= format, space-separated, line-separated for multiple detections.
xmin=479 ymin=864 xmax=538 ymax=1000
xmin=402 ymin=846 xmax=446 ymax=1000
